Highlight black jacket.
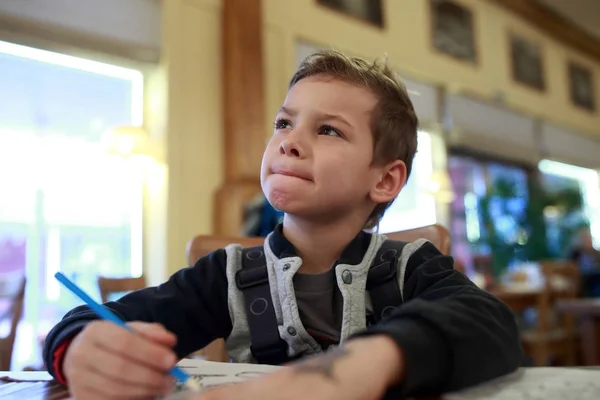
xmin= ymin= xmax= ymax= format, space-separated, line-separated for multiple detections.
xmin=43 ymin=227 xmax=522 ymax=397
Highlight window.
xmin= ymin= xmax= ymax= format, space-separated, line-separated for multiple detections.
xmin=538 ymin=159 xmax=599 ymax=254
xmin=0 ymin=41 xmax=144 ymax=370
xmin=448 ymin=154 xmax=530 ymax=275
xmin=379 ymin=130 xmax=436 ymax=233
xmin=450 ymin=154 xmax=600 ymax=277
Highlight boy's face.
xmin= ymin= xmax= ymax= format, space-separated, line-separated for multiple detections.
xmin=261 ymin=75 xmax=397 ymax=222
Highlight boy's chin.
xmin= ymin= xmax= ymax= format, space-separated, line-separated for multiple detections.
xmin=272 ymin=204 xmax=346 ymax=224
xmin=267 ymin=195 xmax=315 ymax=217
xmin=266 ymin=188 xmax=302 ymax=211
xmin=268 ymin=200 xmax=306 ymax=215
xmin=266 ymin=189 xmax=348 ymax=221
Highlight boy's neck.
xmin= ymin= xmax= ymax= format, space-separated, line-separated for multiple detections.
xmin=282 ymin=214 xmax=368 ymax=274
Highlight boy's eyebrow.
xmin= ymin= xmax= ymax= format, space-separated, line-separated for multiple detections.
xmin=278 ymin=106 xmax=297 ymax=116
xmin=278 ymin=106 xmax=353 ymax=128
xmin=322 ymin=113 xmax=352 ymax=128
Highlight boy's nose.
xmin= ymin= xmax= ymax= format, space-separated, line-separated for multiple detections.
xmin=279 ymin=138 xmax=304 ymax=158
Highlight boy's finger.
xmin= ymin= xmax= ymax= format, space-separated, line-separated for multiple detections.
xmin=90 ymin=323 xmax=176 ymax=371
xmin=68 ymin=389 xmax=107 ymax=400
xmin=78 ymin=365 xmax=168 ymax=399
xmin=128 ymin=322 xmax=178 ymax=346
xmin=84 ymin=344 xmax=173 ymax=390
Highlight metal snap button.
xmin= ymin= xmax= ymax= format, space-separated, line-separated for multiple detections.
xmin=342 ymin=269 xmax=353 ymax=284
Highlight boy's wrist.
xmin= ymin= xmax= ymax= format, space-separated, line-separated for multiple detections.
xmin=52 ymin=338 xmax=75 ymax=385
xmin=348 ymin=335 xmax=405 ymax=386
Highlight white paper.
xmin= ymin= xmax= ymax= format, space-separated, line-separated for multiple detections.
xmin=443 ymin=367 xmax=600 ymax=400
xmin=63 ymin=360 xmax=280 ymax=399
xmin=162 ymin=359 xmax=282 ymax=399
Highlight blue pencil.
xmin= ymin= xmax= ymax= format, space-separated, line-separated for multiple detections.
xmin=54 ymin=272 xmax=200 ymax=391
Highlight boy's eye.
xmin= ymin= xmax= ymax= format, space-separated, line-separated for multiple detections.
xmin=274 ymin=118 xmax=292 ymax=130
xmin=318 ymin=124 xmax=342 ymax=137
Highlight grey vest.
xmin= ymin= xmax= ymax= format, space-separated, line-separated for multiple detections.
xmin=224 ymin=232 xmax=428 ymax=363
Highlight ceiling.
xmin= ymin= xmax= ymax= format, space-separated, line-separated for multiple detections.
xmin=536 ymin=0 xmax=600 ymax=40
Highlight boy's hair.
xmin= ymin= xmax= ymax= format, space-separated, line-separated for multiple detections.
xmin=289 ymin=49 xmax=419 ymax=229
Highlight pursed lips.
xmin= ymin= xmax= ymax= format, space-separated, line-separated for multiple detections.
xmin=271 ymin=167 xmax=313 ymax=181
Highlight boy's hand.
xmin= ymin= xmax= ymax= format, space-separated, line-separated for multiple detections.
xmin=193 ymin=335 xmax=404 ymax=400
xmin=63 ymin=321 xmax=178 ymax=400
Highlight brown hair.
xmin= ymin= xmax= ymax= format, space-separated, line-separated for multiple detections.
xmin=289 ymin=49 xmax=419 ymax=228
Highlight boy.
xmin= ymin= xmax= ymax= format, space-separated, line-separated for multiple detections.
xmin=43 ymin=50 xmax=521 ymax=400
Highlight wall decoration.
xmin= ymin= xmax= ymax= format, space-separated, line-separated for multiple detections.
xmin=316 ymin=0 xmax=384 ymax=28
xmin=568 ymin=62 xmax=595 ymax=112
xmin=510 ymin=34 xmax=545 ymax=91
xmin=430 ymin=0 xmax=477 ymax=63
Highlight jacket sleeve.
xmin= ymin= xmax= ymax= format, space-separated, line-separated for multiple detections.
xmin=352 ymin=241 xmax=522 ymax=397
xmin=42 ymin=249 xmax=232 ymax=380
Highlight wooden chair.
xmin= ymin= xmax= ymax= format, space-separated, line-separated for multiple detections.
xmin=186 ymin=224 xmax=451 ymax=362
xmin=521 ymin=260 xmax=581 ymax=366
xmin=187 ymin=236 xmax=264 ymax=265
xmin=186 ymin=236 xmax=264 ymax=361
xmin=187 ymin=224 xmax=451 ymax=265
xmin=97 ymin=276 xmax=147 ymax=303
xmin=0 ymin=273 xmax=26 ymax=371
xmin=384 ymin=224 xmax=451 ymax=255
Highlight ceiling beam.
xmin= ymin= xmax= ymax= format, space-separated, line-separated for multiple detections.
xmin=489 ymin=0 xmax=600 ymax=62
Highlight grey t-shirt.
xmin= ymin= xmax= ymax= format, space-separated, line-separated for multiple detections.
xmin=293 ymin=268 xmax=344 ymax=350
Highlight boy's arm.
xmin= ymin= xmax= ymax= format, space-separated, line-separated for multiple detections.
xmin=352 ymin=241 xmax=522 ymax=397
xmin=42 ymin=249 xmax=232 ymax=380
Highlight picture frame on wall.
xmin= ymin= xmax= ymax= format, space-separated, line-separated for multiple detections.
xmin=568 ymin=62 xmax=595 ymax=112
xmin=430 ymin=0 xmax=477 ymax=64
xmin=316 ymin=0 xmax=384 ymax=28
xmin=510 ymin=33 xmax=545 ymax=91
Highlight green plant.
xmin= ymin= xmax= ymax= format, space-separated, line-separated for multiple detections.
xmin=473 ymin=171 xmax=586 ymax=277
xmin=474 ymin=176 xmax=526 ymax=276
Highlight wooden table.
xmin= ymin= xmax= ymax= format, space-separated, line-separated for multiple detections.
xmin=489 ymin=287 xmax=541 ymax=312
xmin=2 ymin=367 xmax=600 ymax=399
xmin=556 ymin=298 xmax=600 ymax=366
xmin=0 ymin=371 xmax=69 ymax=399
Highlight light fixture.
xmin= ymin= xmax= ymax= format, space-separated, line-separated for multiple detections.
xmin=102 ymin=125 xmax=153 ymax=158
xmin=424 ymin=170 xmax=455 ymax=203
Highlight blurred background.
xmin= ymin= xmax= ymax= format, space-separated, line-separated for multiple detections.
xmin=0 ymin=0 xmax=599 ymax=371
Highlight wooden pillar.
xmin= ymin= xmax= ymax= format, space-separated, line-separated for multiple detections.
xmin=214 ymin=0 xmax=265 ymax=235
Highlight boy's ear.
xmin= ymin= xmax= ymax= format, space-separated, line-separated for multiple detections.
xmin=369 ymin=160 xmax=407 ymax=204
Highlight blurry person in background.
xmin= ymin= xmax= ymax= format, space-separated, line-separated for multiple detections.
xmin=569 ymin=226 xmax=600 ymax=297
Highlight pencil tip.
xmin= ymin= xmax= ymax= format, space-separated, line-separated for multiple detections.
xmin=185 ymin=378 xmax=202 ymax=392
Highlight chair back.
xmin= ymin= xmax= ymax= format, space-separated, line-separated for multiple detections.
xmin=539 ymin=260 xmax=581 ymax=298
xmin=0 ymin=273 xmax=26 ymax=370
xmin=97 ymin=276 xmax=147 ymax=303
xmin=384 ymin=224 xmax=451 ymax=255
xmin=187 ymin=236 xmax=264 ymax=264
xmin=187 ymin=224 xmax=450 ymax=264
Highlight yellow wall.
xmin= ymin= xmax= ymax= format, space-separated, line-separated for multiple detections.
xmin=263 ymin=0 xmax=600 ymax=138
xmin=147 ymin=0 xmax=223 ymax=278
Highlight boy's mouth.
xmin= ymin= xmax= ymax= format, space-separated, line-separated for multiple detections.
xmin=271 ymin=167 xmax=313 ymax=181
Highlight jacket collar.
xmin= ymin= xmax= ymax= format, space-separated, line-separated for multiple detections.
xmin=268 ymin=223 xmax=372 ymax=266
